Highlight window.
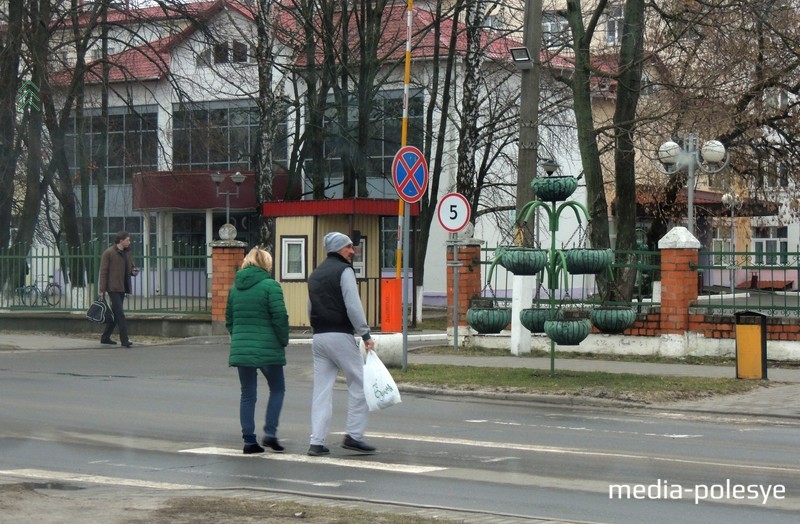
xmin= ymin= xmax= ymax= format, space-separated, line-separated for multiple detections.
xmin=210 ymin=41 xmax=249 ymax=65
xmin=707 ymin=172 xmax=726 ymax=190
xmin=306 ymin=89 xmax=424 ymax=198
xmin=232 ymin=40 xmax=249 ymax=63
xmin=752 ymin=226 xmax=789 ymax=265
xmin=173 ymin=100 xmax=288 ymax=171
xmin=542 ymin=12 xmax=569 ymax=49
xmin=213 ymin=42 xmax=229 ymax=64
xmin=101 ymin=217 xmax=155 ymax=257
xmin=352 ymin=237 xmax=366 ymax=279
xmin=606 ymin=5 xmax=624 ymax=46
xmin=639 ymin=71 xmax=659 ymax=97
xmin=281 ymin=237 xmax=307 ymax=280
xmin=380 ymin=216 xmax=417 ymax=270
xmin=173 ymin=214 xmax=208 ymax=269
xmin=760 ymin=161 xmax=790 ymax=189
xmin=214 ymin=42 xmax=228 ymax=64
xmin=64 ymin=107 xmax=158 ymax=250
xmin=710 ymin=227 xmax=732 ymax=266
xmin=196 ymin=48 xmax=212 ymax=67
xmin=65 ymin=107 xmax=158 ymax=186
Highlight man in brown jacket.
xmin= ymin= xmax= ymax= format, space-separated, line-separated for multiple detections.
xmin=99 ymin=231 xmax=139 ymax=347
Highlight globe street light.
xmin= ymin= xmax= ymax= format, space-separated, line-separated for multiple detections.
xmin=656 ymin=134 xmax=729 ymax=235
xmin=721 ymin=191 xmax=743 ymax=295
xmin=540 ymin=157 xmax=559 ymax=176
xmin=210 ymin=171 xmax=246 ymax=240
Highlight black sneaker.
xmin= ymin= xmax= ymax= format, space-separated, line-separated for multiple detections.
xmin=243 ymin=443 xmax=265 ymax=454
xmin=121 ymin=341 xmax=133 ymax=348
xmin=261 ymin=437 xmax=285 ymax=453
xmin=341 ymin=435 xmax=376 ymax=453
xmin=100 ymin=338 xmax=117 ymax=345
xmin=307 ymin=444 xmax=330 ymax=456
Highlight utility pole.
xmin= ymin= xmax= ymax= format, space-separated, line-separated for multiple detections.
xmin=511 ymin=0 xmax=545 ymax=355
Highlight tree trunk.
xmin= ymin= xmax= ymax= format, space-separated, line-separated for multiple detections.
xmin=0 ymin=0 xmax=24 ymax=291
xmin=456 ymin=2 xmax=486 ymax=200
xmin=413 ymin=0 xmax=459 ymax=324
xmin=611 ymin=0 xmax=646 ymax=299
xmin=256 ymin=0 xmax=277 ymax=249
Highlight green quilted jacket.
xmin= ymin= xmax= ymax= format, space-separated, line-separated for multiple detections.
xmin=225 ymin=266 xmax=289 ymax=367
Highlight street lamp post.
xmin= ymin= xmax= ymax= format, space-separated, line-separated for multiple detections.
xmin=507 ymin=0 xmax=545 ymax=357
xmin=657 ymin=134 xmax=730 ymax=236
xmin=722 ymin=191 xmax=743 ymax=295
xmin=210 ymin=171 xmax=246 ymax=240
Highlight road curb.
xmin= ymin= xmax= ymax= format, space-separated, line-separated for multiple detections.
xmin=397 ymin=385 xmax=800 ymax=422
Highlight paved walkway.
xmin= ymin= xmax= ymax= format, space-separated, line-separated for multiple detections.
xmin=3 ymin=331 xmax=800 ymax=421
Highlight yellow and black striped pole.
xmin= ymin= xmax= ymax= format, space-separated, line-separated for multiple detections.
xmin=395 ymin=0 xmax=414 ymax=279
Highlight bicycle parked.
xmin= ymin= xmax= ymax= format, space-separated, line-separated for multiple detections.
xmin=16 ymin=274 xmax=62 ymax=307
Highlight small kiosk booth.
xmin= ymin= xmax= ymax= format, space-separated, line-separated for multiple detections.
xmin=262 ymin=199 xmax=419 ymax=328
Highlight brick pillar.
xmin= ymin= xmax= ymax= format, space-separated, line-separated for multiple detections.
xmin=658 ymin=228 xmax=701 ymax=334
xmin=209 ymin=240 xmax=247 ymax=334
xmin=447 ymin=241 xmax=484 ymax=328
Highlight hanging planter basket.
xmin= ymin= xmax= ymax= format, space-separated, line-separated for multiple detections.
xmin=590 ymin=306 xmax=636 ymax=334
xmin=544 ymin=318 xmax=591 ymax=346
xmin=497 ymin=247 xmax=548 ymax=276
xmin=520 ymin=307 xmax=562 ymax=333
xmin=467 ymin=307 xmax=512 ymax=334
xmin=563 ymin=248 xmax=613 ymax=275
xmin=531 ymin=176 xmax=578 ymax=202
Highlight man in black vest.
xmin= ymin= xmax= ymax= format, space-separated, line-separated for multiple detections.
xmin=307 ymin=232 xmax=376 ymax=456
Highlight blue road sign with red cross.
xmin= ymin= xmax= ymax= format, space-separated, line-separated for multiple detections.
xmin=392 ymin=146 xmax=429 ymax=204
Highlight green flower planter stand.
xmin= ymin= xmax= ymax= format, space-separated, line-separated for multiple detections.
xmin=519 ymin=307 xmax=562 ymax=333
xmin=590 ymin=306 xmax=636 ymax=334
xmin=467 ymin=307 xmax=512 ymax=334
xmin=497 ymin=247 xmax=548 ymax=276
xmin=563 ymin=248 xmax=613 ymax=275
xmin=531 ymin=176 xmax=578 ymax=202
xmin=544 ymin=319 xmax=592 ymax=346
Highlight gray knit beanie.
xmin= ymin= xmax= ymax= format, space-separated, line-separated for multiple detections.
xmin=324 ymin=232 xmax=353 ymax=253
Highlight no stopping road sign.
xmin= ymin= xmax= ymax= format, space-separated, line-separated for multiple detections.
xmin=392 ymin=146 xmax=429 ymax=204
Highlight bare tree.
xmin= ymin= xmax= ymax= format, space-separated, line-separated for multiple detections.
xmin=640 ymin=0 xmax=800 ymax=240
xmin=0 ymin=0 xmax=26 ymax=291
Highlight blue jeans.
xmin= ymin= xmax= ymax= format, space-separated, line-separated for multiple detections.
xmin=237 ymin=365 xmax=285 ymax=444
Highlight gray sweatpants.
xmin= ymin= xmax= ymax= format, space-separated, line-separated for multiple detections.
xmin=309 ymin=332 xmax=369 ymax=445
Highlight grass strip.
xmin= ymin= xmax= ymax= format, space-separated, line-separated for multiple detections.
xmin=394 ymin=364 xmax=769 ymax=403
xmin=412 ymin=344 xmax=800 ymax=368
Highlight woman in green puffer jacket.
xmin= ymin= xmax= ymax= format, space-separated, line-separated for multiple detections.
xmin=225 ymin=247 xmax=290 ymax=454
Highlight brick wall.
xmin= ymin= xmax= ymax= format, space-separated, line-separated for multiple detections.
xmin=658 ymin=248 xmax=698 ymax=333
xmin=447 ymin=242 xmax=483 ymax=327
xmin=625 ymin=312 xmax=800 ymax=342
xmin=210 ymin=241 xmax=247 ymax=331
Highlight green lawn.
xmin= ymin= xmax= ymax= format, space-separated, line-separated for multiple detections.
xmin=398 ymin=345 xmax=771 ymax=403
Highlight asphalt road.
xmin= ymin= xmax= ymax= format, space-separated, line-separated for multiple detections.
xmin=1 ymin=341 xmax=799 ymax=523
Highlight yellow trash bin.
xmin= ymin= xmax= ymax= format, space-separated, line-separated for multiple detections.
xmin=734 ymin=311 xmax=768 ymax=380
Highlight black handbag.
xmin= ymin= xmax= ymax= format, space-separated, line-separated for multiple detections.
xmin=87 ymin=296 xmax=114 ymax=324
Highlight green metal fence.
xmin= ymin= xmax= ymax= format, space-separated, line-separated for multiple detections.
xmin=478 ymin=247 xmax=661 ymax=311
xmin=696 ymin=249 xmax=800 ymax=317
xmin=0 ymin=243 xmax=210 ymax=314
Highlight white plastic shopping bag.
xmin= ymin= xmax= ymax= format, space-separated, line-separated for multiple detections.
xmin=363 ymin=350 xmax=402 ymax=411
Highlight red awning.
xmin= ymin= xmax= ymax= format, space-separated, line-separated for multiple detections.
xmin=132 ymin=171 xmax=257 ymax=211
xmin=261 ymin=199 xmax=419 ymax=217
xmin=133 ymin=170 xmax=418 ymax=217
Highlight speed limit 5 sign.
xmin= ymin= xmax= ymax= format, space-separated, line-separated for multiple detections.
xmin=437 ymin=192 xmax=471 ymax=232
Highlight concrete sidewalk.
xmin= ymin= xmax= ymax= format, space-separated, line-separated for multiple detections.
xmin=3 ymin=331 xmax=800 ymax=420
